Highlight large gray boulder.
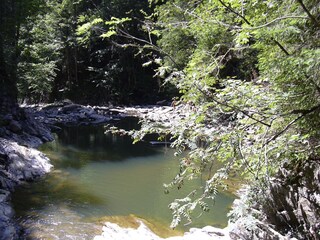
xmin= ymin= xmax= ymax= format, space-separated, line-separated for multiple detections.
xmin=0 ymin=138 xmax=52 ymax=240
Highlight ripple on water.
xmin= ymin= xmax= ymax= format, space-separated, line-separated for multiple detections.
xmin=19 ymin=204 xmax=102 ymax=239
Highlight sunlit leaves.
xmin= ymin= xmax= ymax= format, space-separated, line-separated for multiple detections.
xmin=17 ymin=1 xmax=63 ymax=102
xmin=129 ymin=0 xmax=320 ymax=229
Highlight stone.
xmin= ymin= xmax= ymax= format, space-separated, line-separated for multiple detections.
xmin=61 ymin=104 xmax=82 ymax=114
xmin=0 ymin=225 xmax=18 ymax=240
xmin=94 ymin=220 xmax=231 ymax=240
xmin=1 ymin=114 xmax=13 ymax=125
xmin=0 ymin=203 xmax=14 ymax=218
xmin=0 ymin=190 xmax=10 ymax=202
xmin=8 ymin=120 xmax=22 ymax=134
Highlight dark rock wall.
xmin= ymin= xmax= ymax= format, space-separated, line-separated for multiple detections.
xmin=230 ymin=159 xmax=320 ymax=240
xmin=262 ymin=160 xmax=320 ymax=239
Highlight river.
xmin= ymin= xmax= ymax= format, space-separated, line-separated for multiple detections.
xmin=12 ymin=118 xmax=235 ymax=239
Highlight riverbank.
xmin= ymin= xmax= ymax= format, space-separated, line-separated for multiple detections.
xmin=0 ymin=102 xmax=183 ymax=239
xmin=0 ymin=110 xmax=53 ymax=239
xmin=94 ymin=220 xmax=231 ymax=240
xmin=1 ymin=102 xmax=316 ymax=239
xmin=0 ymin=101 xmax=117 ymax=239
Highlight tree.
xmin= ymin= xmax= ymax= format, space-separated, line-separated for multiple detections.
xmin=17 ymin=0 xmax=62 ymax=103
xmin=103 ymin=0 xmax=319 ymax=235
xmin=76 ymin=0 xmax=175 ymax=104
xmin=0 ymin=0 xmax=46 ymax=115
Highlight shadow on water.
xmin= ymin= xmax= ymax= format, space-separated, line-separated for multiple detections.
xmin=46 ymin=118 xmax=161 ymax=169
xmin=12 ymin=117 xmax=236 ymax=239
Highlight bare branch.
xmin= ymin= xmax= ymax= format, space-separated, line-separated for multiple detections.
xmin=217 ymin=0 xmax=252 ymax=26
xmin=245 ymin=16 xmax=309 ymax=30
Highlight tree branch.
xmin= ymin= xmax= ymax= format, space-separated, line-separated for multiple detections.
xmin=217 ymin=0 xmax=291 ymax=56
xmin=296 ymin=0 xmax=320 ymax=28
xmin=245 ymin=16 xmax=309 ymax=30
xmin=271 ymin=37 xmax=290 ymax=55
xmin=194 ymin=83 xmax=272 ymax=127
xmin=116 ymin=29 xmax=185 ymax=73
xmin=265 ymin=103 xmax=320 ymax=145
xmin=217 ymin=0 xmax=252 ymax=26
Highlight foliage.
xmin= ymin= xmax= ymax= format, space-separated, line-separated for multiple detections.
xmin=2 ymin=0 xmax=319 ymax=235
xmin=0 ymin=0 xmax=49 ymax=115
xmin=74 ymin=0 xmax=170 ymax=104
xmin=115 ymin=0 xmax=320 ymax=230
xmin=14 ymin=0 xmax=171 ymax=105
xmin=17 ymin=0 xmax=62 ymax=102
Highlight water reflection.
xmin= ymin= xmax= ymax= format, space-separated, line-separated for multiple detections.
xmin=12 ymin=119 xmax=235 ymax=239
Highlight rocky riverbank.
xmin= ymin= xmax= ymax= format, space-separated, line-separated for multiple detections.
xmin=0 ymin=102 xmax=177 ymax=239
xmin=1 ymin=102 xmax=319 ymax=239
xmin=0 ymin=101 xmax=118 ymax=239
xmin=94 ymin=220 xmax=231 ymax=240
xmin=0 ymin=109 xmax=54 ymax=239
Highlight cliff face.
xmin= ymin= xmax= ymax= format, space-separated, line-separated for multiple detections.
xmin=262 ymin=160 xmax=320 ymax=239
xmin=230 ymin=159 xmax=320 ymax=240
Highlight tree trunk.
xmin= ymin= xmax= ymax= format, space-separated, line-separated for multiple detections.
xmin=0 ymin=75 xmax=19 ymax=117
xmin=0 ymin=0 xmax=19 ymax=117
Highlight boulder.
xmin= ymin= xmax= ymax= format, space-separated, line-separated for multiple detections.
xmin=7 ymin=120 xmax=22 ymax=134
xmin=60 ymin=104 xmax=83 ymax=114
xmin=94 ymin=220 xmax=231 ymax=240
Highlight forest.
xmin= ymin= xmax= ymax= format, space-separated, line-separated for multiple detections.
xmin=0 ymin=0 xmax=320 ymax=239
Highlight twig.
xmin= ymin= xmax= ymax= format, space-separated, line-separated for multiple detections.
xmin=245 ymin=16 xmax=308 ymax=30
xmin=195 ymin=84 xmax=272 ymax=127
xmin=218 ymin=0 xmax=251 ymax=26
xmin=116 ymin=29 xmax=185 ymax=74
xmin=265 ymin=103 xmax=320 ymax=145
xmin=295 ymin=0 xmax=320 ymax=28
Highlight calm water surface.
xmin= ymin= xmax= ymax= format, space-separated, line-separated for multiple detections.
xmin=12 ymin=118 xmax=235 ymax=239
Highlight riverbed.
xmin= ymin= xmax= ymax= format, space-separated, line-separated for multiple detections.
xmin=12 ymin=118 xmax=235 ymax=239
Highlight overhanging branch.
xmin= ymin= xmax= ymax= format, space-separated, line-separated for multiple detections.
xmin=296 ymin=0 xmax=320 ymax=28
xmin=265 ymin=103 xmax=320 ymax=145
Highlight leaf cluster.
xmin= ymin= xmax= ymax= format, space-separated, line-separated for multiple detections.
xmin=122 ymin=0 xmax=320 ymax=229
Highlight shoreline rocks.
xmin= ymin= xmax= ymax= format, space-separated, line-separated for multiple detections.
xmin=0 ymin=106 xmax=54 ymax=240
xmin=23 ymin=103 xmax=114 ymax=128
xmin=0 ymin=138 xmax=52 ymax=240
xmin=94 ymin=220 xmax=231 ymax=240
xmin=2 ymin=102 xmax=316 ymax=240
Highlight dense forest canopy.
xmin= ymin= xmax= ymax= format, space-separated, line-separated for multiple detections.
xmin=1 ymin=0 xmax=174 ymax=107
xmin=1 ymin=0 xmax=319 ymax=238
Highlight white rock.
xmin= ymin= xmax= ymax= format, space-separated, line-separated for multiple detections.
xmin=94 ymin=221 xmax=231 ymax=240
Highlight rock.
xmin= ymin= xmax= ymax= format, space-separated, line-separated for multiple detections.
xmin=0 ymin=224 xmax=18 ymax=240
xmin=0 ymin=190 xmax=10 ymax=202
xmin=0 ymin=114 xmax=13 ymax=126
xmin=0 ymin=137 xmax=52 ymax=240
xmin=0 ymin=127 xmax=6 ymax=137
xmin=0 ymin=106 xmax=56 ymax=239
xmin=94 ymin=220 xmax=231 ymax=240
xmin=8 ymin=120 xmax=22 ymax=134
xmin=0 ymin=203 xmax=14 ymax=218
xmin=95 ymin=221 xmax=161 ymax=240
xmin=26 ymin=103 xmax=116 ymax=126
xmin=60 ymin=104 xmax=83 ymax=114
xmin=0 ymin=138 xmax=52 ymax=182
xmin=227 ymin=159 xmax=320 ymax=240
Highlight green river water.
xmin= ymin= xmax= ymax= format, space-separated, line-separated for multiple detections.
xmin=12 ymin=118 xmax=235 ymax=239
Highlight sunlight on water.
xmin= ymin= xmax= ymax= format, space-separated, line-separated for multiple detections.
xmin=12 ymin=119 xmax=235 ymax=239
